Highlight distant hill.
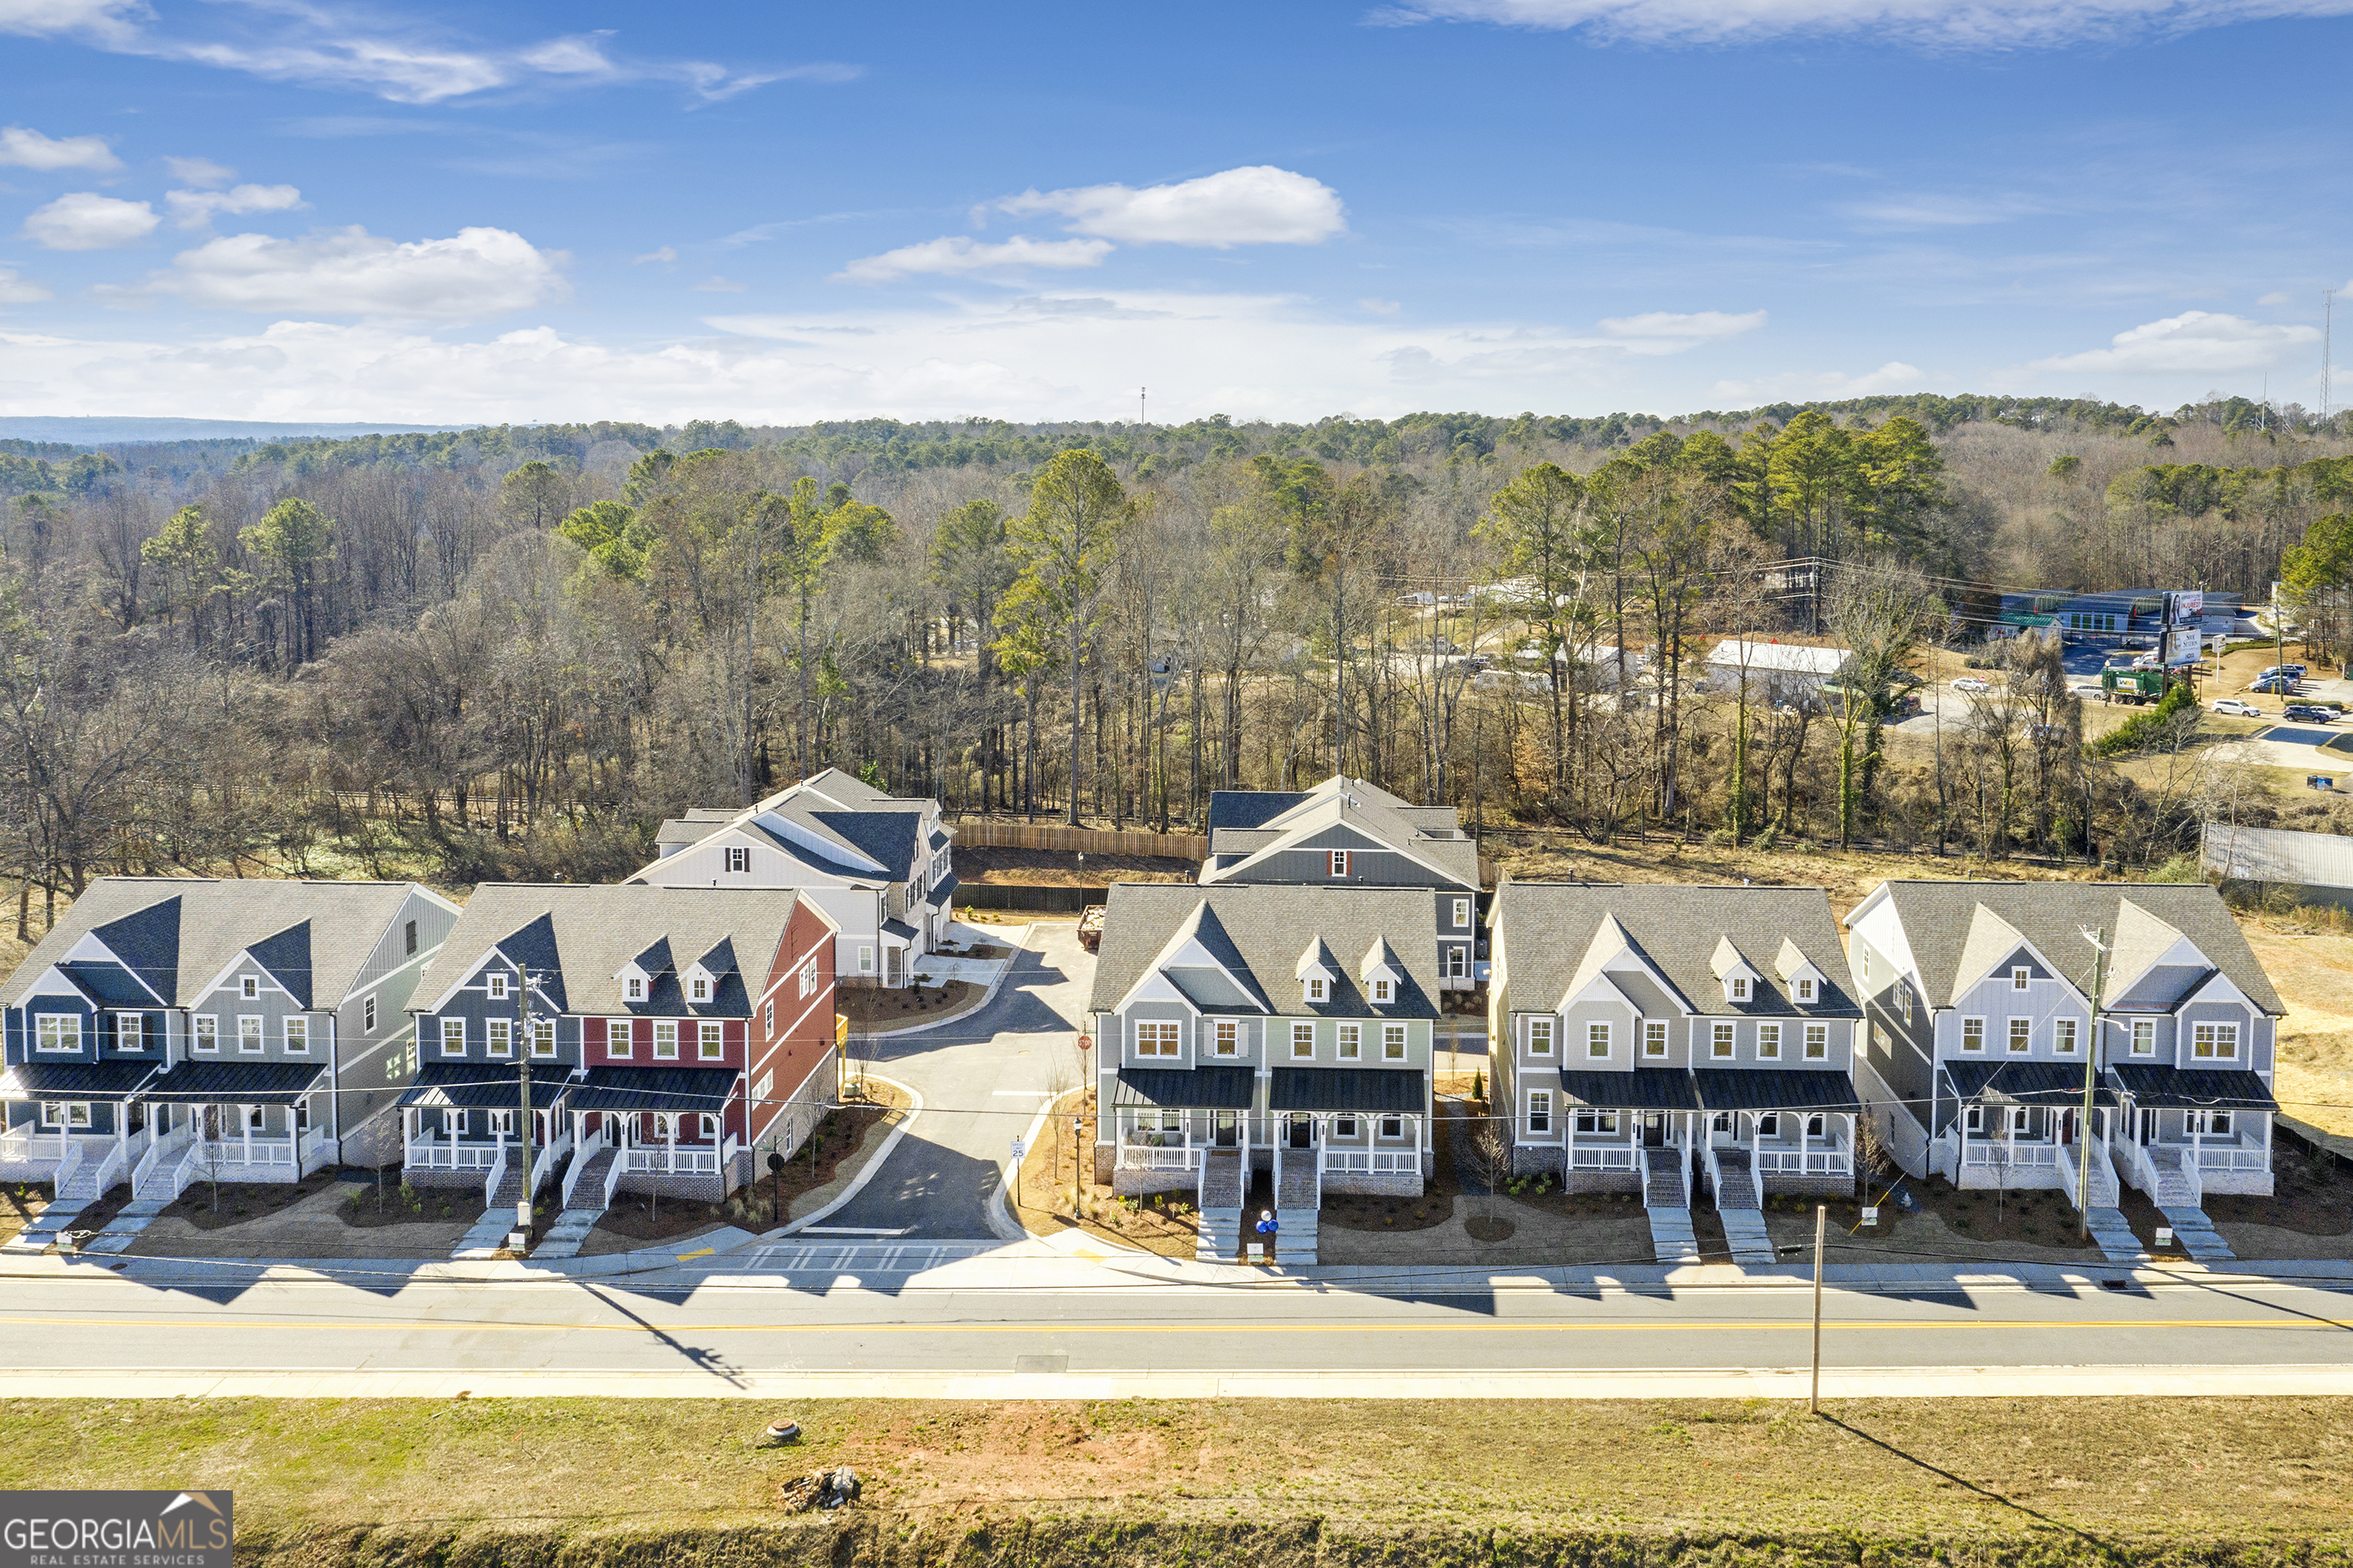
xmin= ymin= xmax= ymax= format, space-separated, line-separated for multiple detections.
xmin=0 ymin=416 xmax=463 ymax=447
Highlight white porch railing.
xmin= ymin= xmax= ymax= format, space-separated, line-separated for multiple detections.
xmin=196 ymin=1136 xmax=297 ymax=1170
xmin=1757 ymin=1137 xmax=1856 ymax=1177
xmin=51 ymin=1138 xmax=84 ymax=1197
xmin=1117 ymin=1143 xmax=1200 ymax=1172
xmin=162 ymin=1139 xmax=201 ymax=1202
xmin=85 ymin=1139 xmax=129 ymax=1197
xmin=1958 ymin=1138 xmax=2058 ymax=1170
xmin=0 ymin=1128 xmax=71 ymax=1166
xmin=624 ymin=1144 xmax=721 ymax=1176
xmin=1568 ymin=1144 xmax=1638 ymax=1171
xmin=483 ymin=1144 xmax=508 ymax=1208
xmin=2185 ymin=1138 xmax=2268 ymax=1173
xmin=528 ymin=1126 xmax=572 ymax=1196
xmin=406 ymin=1141 xmax=504 ymax=1171
xmin=601 ymin=1141 xmax=628 ymax=1208
xmin=1322 ymin=1148 xmax=1419 ymax=1174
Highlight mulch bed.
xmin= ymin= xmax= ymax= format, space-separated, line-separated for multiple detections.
xmin=1321 ymin=1108 xmax=1457 ymax=1232
xmin=1875 ymin=1178 xmax=2099 ymax=1253
xmin=838 ymin=979 xmax=978 ymax=1026
xmin=164 ymin=1170 xmax=344 ymax=1231
xmin=594 ymin=1093 xmax=899 ymax=1242
xmin=2206 ymin=1137 xmax=2353 ymax=1235
xmin=0 ymin=1184 xmax=47 ymax=1243
xmin=340 ymin=1180 xmax=505 ymax=1228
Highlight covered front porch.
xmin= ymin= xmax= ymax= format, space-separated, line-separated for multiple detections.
xmin=1542 ymin=1068 xmax=1700 ymax=1191
xmin=398 ymin=1062 xmax=571 ymax=1200
xmin=140 ymin=1060 xmax=336 ymax=1197
xmin=1933 ymin=1060 xmax=2121 ymax=1208
xmin=2108 ymin=1062 xmax=2277 ymax=1199
xmin=566 ymin=1066 xmax=744 ymax=1202
xmin=1270 ymin=1067 xmax=1429 ymax=1197
xmin=1107 ymin=1065 xmax=1255 ymax=1198
xmin=1695 ymin=1068 xmax=1860 ymax=1198
xmin=0 ymin=1060 xmax=158 ymax=1191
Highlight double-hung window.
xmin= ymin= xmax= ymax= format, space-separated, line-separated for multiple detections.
xmin=1136 ymin=1022 xmax=1180 ymax=1058
xmin=1711 ymin=1021 xmax=1736 ymax=1059
xmin=1804 ymin=1024 xmax=1828 ymax=1060
xmin=1372 ymin=978 xmax=1392 ymax=1003
xmin=653 ymin=1020 xmax=679 ymax=1060
xmin=364 ymin=995 xmax=378 ymax=1033
xmin=1446 ymin=946 xmax=1468 ymax=979
xmin=606 ymin=1018 xmax=633 ymax=1058
xmin=2131 ymin=1020 xmax=2156 ymax=1057
xmin=2053 ymin=1018 xmax=2078 ymax=1055
xmin=1729 ymin=976 xmax=1749 ymax=1002
xmin=1452 ymin=897 xmax=1471 ymax=928
xmin=764 ymin=999 xmax=776 ymax=1034
xmin=283 ymin=1017 xmax=309 ymax=1054
xmin=2007 ymin=1018 xmax=2031 ymax=1054
xmin=699 ymin=1021 xmax=725 ymax=1060
xmin=35 ymin=1015 xmax=80 ymax=1053
xmin=1900 ymin=987 xmax=1912 ymax=1024
xmin=441 ymin=1017 xmax=466 ymax=1056
xmin=40 ymin=1101 xmax=90 ymax=1129
xmin=1596 ymin=1021 xmax=1620 ymax=1058
xmin=1384 ymin=1024 xmax=1406 ymax=1060
xmin=2011 ymin=966 xmax=2031 ymax=991
xmin=1642 ymin=1020 xmax=1668 ymax=1059
xmin=799 ymin=959 xmax=820 ymax=999
xmin=690 ymin=974 xmax=710 ymax=1003
xmin=1329 ymin=849 xmax=1351 ymax=878
xmin=726 ymin=846 xmax=750 ymax=874
xmin=238 ymin=1016 xmax=264 ymax=1054
xmin=1337 ymin=1024 xmax=1362 ymax=1060
xmin=2192 ymin=1022 xmax=2238 ymax=1060
xmin=1757 ymin=1022 xmax=1781 ymax=1060
xmin=486 ymin=1018 xmax=512 ymax=1059
xmin=1305 ymin=977 xmax=1327 ymax=1002
xmin=1528 ymin=1018 xmax=1554 ymax=1057
xmin=1290 ymin=1022 xmax=1315 ymax=1059
xmin=1528 ymin=1090 xmax=1552 ymax=1136
xmin=193 ymin=1015 xmax=219 ymax=1054
xmin=532 ymin=1019 xmax=558 ymax=1058
xmin=1214 ymin=1020 xmax=1239 ymax=1057
xmin=1795 ymin=976 xmax=1817 ymax=1003
xmin=115 ymin=1013 xmax=145 ymax=1053
xmin=1960 ymin=1017 xmax=1986 ymax=1053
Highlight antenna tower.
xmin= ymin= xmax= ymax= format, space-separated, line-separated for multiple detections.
xmin=2326 ymin=289 xmax=2336 ymax=424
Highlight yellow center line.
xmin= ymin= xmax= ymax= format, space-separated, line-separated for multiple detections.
xmin=0 ymin=1315 xmax=2344 ymax=1334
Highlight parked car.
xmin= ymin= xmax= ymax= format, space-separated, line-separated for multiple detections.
xmin=2069 ymin=682 xmax=2105 ymax=699
xmin=2251 ymin=676 xmax=2298 ymax=694
xmin=1951 ymin=676 xmax=1991 ymax=695
xmin=2213 ymin=698 xmax=2263 ymax=717
xmin=2284 ymin=704 xmax=2337 ymax=722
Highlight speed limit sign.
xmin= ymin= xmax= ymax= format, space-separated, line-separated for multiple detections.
xmin=1077 ymin=1033 xmax=1093 ymax=1052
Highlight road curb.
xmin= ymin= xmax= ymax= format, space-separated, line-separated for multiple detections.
xmin=762 ymin=1073 xmax=923 ymax=1241
xmin=854 ymin=923 xmax=1036 ymax=1040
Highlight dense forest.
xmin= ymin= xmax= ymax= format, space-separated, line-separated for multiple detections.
xmin=4 ymin=390 xmax=2350 ymax=926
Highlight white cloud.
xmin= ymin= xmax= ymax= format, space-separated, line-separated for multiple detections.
xmin=997 ymin=166 xmax=1347 ymax=248
xmin=2028 ymin=310 xmax=2319 ymax=374
xmin=1840 ymin=192 xmax=2053 ymax=227
xmin=165 ymin=156 xmax=235 ymax=187
xmin=1709 ymin=362 xmax=1928 ymax=400
xmin=1596 ymin=309 xmax=1767 ymax=347
xmin=1367 ymin=0 xmax=2353 ymax=46
xmin=0 ymin=124 xmax=123 ymax=173
xmin=0 ymin=267 xmax=53 ymax=304
xmin=0 ymin=0 xmax=140 ymax=42
xmin=23 ymin=191 xmax=158 ymax=249
xmin=164 ymin=183 xmax=306 ymax=229
xmin=139 ymin=225 xmax=567 ymax=318
xmin=1360 ymin=297 xmax=1402 ymax=316
xmin=693 ymin=275 xmax=747 ymax=292
xmin=2257 ymin=290 xmax=2293 ymax=306
xmin=835 ymin=235 xmax=1115 ymax=283
xmin=633 ymin=246 xmax=678 ymax=264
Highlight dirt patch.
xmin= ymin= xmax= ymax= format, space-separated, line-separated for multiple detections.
xmin=1464 ymin=1213 xmax=1515 ymax=1242
xmin=590 ymin=1083 xmax=908 ymax=1246
xmin=838 ymin=978 xmax=980 ymax=1028
xmin=1320 ymin=1190 xmax=1455 ymax=1232
xmin=160 ymin=1169 xmax=344 ymax=1230
xmin=955 ymin=846 xmax=1196 ymax=886
xmin=1011 ymin=1087 xmax=1202 ymax=1258
xmin=2242 ymin=919 xmax=2353 ymax=1141
xmin=2206 ymin=1134 xmax=2353 ymax=1237
xmin=1760 ymin=1184 xmax=2100 ymax=1264
xmin=340 ymin=1181 xmax=539 ymax=1230
xmin=0 ymin=1184 xmax=46 ymax=1244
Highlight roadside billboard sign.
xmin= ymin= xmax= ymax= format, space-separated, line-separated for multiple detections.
xmin=2165 ymin=628 xmax=2202 ymax=666
xmin=2169 ymin=590 xmax=2205 ymax=626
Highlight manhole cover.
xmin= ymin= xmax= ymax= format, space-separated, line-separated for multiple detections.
xmin=1013 ymin=1353 xmax=1069 ymax=1373
xmin=1465 ymin=1216 xmax=1516 ymax=1243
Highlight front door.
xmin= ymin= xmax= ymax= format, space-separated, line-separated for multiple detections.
xmin=1642 ymin=1113 xmax=1666 ymax=1148
xmin=1288 ymin=1115 xmax=1313 ymax=1150
xmin=1214 ymin=1111 xmax=1238 ymax=1148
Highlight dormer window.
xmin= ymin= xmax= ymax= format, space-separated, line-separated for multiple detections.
xmin=1373 ymin=978 xmax=1392 ymax=1004
xmin=1306 ymin=977 xmax=1326 ymax=1003
xmin=726 ymin=846 xmax=750 ymax=874
xmin=241 ymin=975 xmax=259 ymax=1000
xmin=2011 ymin=966 xmax=2030 ymax=991
xmin=1795 ymin=976 xmax=1817 ymax=1004
xmin=1329 ymin=849 xmax=1350 ymax=878
xmin=691 ymin=975 xmax=710 ymax=1002
xmin=488 ymin=972 xmax=508 ymax=1001
xmin=1729 ymin=976 xmax=1749 ymax=1002
xmin=627 ymin=976 xmax=646 ymax=1002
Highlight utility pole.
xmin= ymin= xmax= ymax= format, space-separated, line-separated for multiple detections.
xmin=1809 ymin=1202 xmax=1827 ymax=1415
xmin=2326 ymin=289 xmax=2336 ymax=426
xmin=1139 ymin=387 xmax=1147 ymax=427
xmin=515 ymin=966 xmax=537 ymax=1241
xmin=2076 ymin=928 xmax=2111 ymax=1238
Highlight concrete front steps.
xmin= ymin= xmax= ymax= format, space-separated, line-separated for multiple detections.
xmin=1273 ymin=1206 xmax=1318 ymax=1264
xmin=531 ymin=1209 xmax=605 ymax=1260
xmin=2085 ymin=1207 xmax=2151 ymax=1263
xmin=1645 ymin=1206 xmax=1702 ymax=1264
xmin=1717 ymin=1206 xmax=1777 ymax=1266
xmin=1195 ymin=1150 xmax=1244 ymax=1263
xmin=2160 ymin=1204 xmax=2235 ymax=1261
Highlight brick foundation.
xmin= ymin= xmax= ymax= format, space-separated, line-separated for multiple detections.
xmin=1111 ymin=1166 xmax=1195 ymax=1198
xmin=1761 ymin=1172 xmax=1857 ymax=1199
xmin=1511 ymin=1145 xmax=1564 ymax=1178
xmin=1323 ymin=1170 xmax=1422 ymax=1197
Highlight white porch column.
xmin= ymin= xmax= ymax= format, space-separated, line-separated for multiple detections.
xmin=1800 ymin=1113 xmax=1809 ymax=1173
xmin=1564 ymin=1103 xmax=1576 ymax=1172
xmin=666 ymin=1119 xmax=677 ymax=1174
xmin=241 ymin=1105 xmax=253 ymax=1166
xmin=2191 ymin=1110 xmax=2202 ymax=1170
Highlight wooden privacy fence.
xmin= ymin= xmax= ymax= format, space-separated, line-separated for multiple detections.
xmin=952 ymin=820 xmax=1208 ymax=861
xmin=951 ymin=883 xmax=1111 ymax=914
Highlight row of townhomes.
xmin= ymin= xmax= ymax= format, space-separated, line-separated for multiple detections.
xmin=635 ymin=767 xmax=955 ymax=988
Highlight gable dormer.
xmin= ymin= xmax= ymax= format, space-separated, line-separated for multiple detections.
xmin=1118 ymin=900 xmax=1268 ymax=1015
xmin=1711 ymin=935 xmax=1763 ymax=1005
xmin=1297 ymin=937 xmax=1340 ymax=1006
xmin=1774 ymin=936 xmax=1827 ymax=1006
xmin=1358 ymin=937 xmax=1407 ymax=1007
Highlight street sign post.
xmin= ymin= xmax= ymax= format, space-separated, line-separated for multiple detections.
xmin=1010 ymin=1139 xmax=1027 ymax=1206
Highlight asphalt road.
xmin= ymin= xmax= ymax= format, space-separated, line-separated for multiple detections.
xmin=2 ymin=1264 xmax=2351 ymax=1388
xmin=822 ymin=922 xmax=1091 ymax=1240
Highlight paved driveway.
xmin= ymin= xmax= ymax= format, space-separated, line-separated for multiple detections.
xmin=820 ymin=922 xmax=1093 ymax=1240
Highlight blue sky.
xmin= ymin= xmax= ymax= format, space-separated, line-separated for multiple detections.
xmin=2 ymin=0 xmax=2351 ymax=424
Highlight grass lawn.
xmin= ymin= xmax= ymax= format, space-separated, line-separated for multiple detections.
xmin=2 ymin=1396 xmax=2348 ymax=1549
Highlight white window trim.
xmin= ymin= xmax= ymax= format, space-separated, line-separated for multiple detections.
xmin=1960 ymin=1017 xmax=1986 ymax=1053
xmin=1372 ymin=978 xmax=1392 ymax=1004
xmin=653 ymin=1020 xmax=680 ymax=1060
xmin=1758 ymin=1022 xmax=1781 ymax=1060
xmin=2054 ymin=1017 xmax=2080 ymax=1055
xmin=1527 ymin=1089 xmax=1553 ymax=1135
xmin=487 ymin=972 xmax=509 ymax=1001
xmin=627 ymin=975 xmax=648 ymax=1001
xmin=1596 ymin=1020 xmax=1620 ymax=1059
xmin=1452 ymin=897 xmax=1471 ymax=928
xmin=1711 ymin=1021 xmax=1736 ymax=1059
xmin=193 ymin=1015 xmax=219 ymax=1054
xmin=1528 ymin=1017 xmax=1555 ymax=1057
xmin=1329 ymin=849 xmax=1350 ymax=878
xmin=1305 ymin=977 xmax=1327 ymax=1003
xmin=1803 ymin=1024 xmax=1828 ymax=1060
xmin=115 ymin=1012 xmax=145 ymax=1053
xmin=531 ymin=1018 xmax=558 ymax=1059
xmin=241 ymin=975 xmax=260 ymax=1000
xmin=238 ymin=1015 xmax=265 ymax=1054
xmin=2007 ymin=1017 xmax=2032 ymax=1054
xmin=1795 ymin=977 xmax=1817 ymax=1004
xmin=726 ymin=845 xmax=751 ymax=874
xmin=699 ymin=1020 xmax=725 ymax=1060
xmin=1337 ymin=1023 xmax=1362 ymax=1061
xmin=607 ymin=1017 xmax=633 ymax=1058
xmin=1290 ymin=1022 xmax=1315 ymax=1060
xmin=486 ymin=1017 xmax=513 ymax=1059
xmin=282 ymin=1016 xmax=309 ymax=1054
xmin=1136 ymin=1021 xmax=1180 ymax=1059
xmin=691 ymin=976 xmax=711 ymax=1002
xmin=1728 ymin=976 xmax=1749 ymax=1002
xmin=2011 ymin=966 xmax=2031 ymax=991
xmin=1642 ymin=1020 xmax=1668 ymax=1059
xmin=2191 ymin=1020 xmax=2240 ymax=1060
xmin=1214 ymin=1020 xmax=1240 ymax=1057
xmin=1384 ymin=1023 xmax=1406 ymax=1060
xmin=2130 ymin=1020 xmax=2157 ymax=1057
xmin=34 ymin=1014 xmax=82 ymax=1053
xmin=441 ymin=1017 xmax=466 ymax=1057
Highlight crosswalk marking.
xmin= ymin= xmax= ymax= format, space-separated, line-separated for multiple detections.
xmin=744 ymin=1242 xmax=1000 ymax=1274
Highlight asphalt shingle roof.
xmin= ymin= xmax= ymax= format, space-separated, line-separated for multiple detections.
xmin=1203 ymin=776 xmax=1478 ymax=888
xmin=0 ymin=878 xmax=424 ymax=1013
xmin=1086 ymin=884 xmax=1442 ymax=1019
xmin=1867 ymin=881 xmax=2283 ymax=1016
xmin=1494 ymin=882 xmax=1860 ymax=1020
xmin=639 ymin=769 xmax=941 ymax=886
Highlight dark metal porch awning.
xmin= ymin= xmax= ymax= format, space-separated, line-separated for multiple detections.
xmin=1944 ymin=1060 xmax=2116 ymax=1108
xmin=2108 ymin=1062 xmax=2278 ymax=1111
xmin=398 ymin=1062 xmax=569 ymax=1112
xmin=567 ymin=1066 xmax=739 ymax=1114
xmin=1557 ymin=1068 xmax=1699 ymax=1112
xmin=144 ymin=1060 xmax=328 ymax=1106
xmin=0 ymin=1060 xmax=159 ymax=1101
xmin=1271 ymin=1067 xmax=1424 ymax=1113
xmin=1113 ymin=1065 xmax=1254 ymax=1111
xmin=1692 ymin=1068 xmax=1861 ymax=1114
